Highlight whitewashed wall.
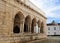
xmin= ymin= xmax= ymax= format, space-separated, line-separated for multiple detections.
xmin=46 ymin=25 xmax=60 ymax=35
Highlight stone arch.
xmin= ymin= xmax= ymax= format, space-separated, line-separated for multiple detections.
xmin=24 ymin=15 xmax=32 ymax=32
xmin=40 ymin=22 xmax=44 ymax=33
xmin=31 ymin=18 xmax=37 ymax=33
xmin=13 ymin=12 xmax=24 ymax=33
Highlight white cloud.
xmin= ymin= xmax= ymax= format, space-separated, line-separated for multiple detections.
xmin=45 ymin=6 xmax=60 ymax=13
xmin=30 ymin=0 xmax=60 ymax=23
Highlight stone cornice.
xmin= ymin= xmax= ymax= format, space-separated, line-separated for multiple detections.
xmin=2 ymin=0 xmax=47 ymax=19
xmin=19 ymin=1 xmax=47 ymax=19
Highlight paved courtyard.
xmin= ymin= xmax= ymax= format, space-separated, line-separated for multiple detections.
xmin=27 ymin=36 xmax=60 ymax=43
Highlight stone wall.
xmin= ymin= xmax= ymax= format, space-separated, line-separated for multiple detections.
xmin=0 ymin=0 xmax=47 ymax=43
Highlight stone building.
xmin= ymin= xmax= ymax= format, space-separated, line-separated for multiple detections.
xmin=0 ymin=0 xmax=47 ymax=43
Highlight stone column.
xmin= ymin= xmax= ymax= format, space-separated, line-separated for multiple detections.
xmin=34 ymin=23 xmax=39 ymax=33
xmin=34 ymin=26 xmax=36 ymax=33
xmin=34 ymin=23 xmax=36 ymax=33
xmin=28 ymin=24 xmax=29 ymax=32
xmin=38 ymin=27 xmax=40 ymax=33
xmin=38 ymin=21 xmax=41 ymax=33
xmin=20 ymin=24 xmax=22 ymax=33
xmin=22 ymin=21 xmax=24 ymax=33
xmin=43 ymin=22 xmax=47 ymax=35
xmin=36 ymin=23 xmax=39 ymax=33
xmin=27 ymin=23 xmax=31 ymax=33
xmin=20 ymin=20 xmax=24 ymax=33
xmin=27 ymin=20 xmax=32 ymax=33
xmin=39 ymin=26 xmax=41 ymax=33
xmin=29 ymin=23 xmax=31 ymax=33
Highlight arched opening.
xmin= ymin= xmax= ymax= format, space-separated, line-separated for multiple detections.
xmin=31 ymin=18 xmax=37 ymax=33
xmin=40 ymin=22 xmax=44 ymax=33
xmin=24 ymin=21 xmax=28 ymax=32
xmin=13 ymin=14 xmax=20 ymax=33
xmin=13 ymin=12 xmax=24 ymax=33
xmin=13 ymin=26 xmax=20 ymax=33
xmin=24 ymin=15 xmax=31 ymax=32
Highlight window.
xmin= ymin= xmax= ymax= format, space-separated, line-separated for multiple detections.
xmin=48 ymin=27 xmax=50 ymax=30
xmin=54 ymin=32 xmax=56 ymax=35
xmin=54 ymin=27 xmax=56 ymax=30
xmin=48 ymin=32 xmax=50 ymax=34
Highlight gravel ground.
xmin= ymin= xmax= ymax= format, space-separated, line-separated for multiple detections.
xmin=38 ymin=39 xmax=60 ymax=43
xmin=27 ymin=36 xmax=60 ymax=43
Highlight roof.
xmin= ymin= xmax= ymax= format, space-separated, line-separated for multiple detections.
xmin=47 ymin=20 xmax=60 ymax=26
xmin=58 ymin=23 xmax=60 ymax=25
xmin=47 ymin=23 xmax=60 ymax=26
xmin=47 ymin=23 xmax=57 ymax=26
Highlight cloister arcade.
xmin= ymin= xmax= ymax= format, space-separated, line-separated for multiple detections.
xmin=0 ymin=0 xmax=47 ymax=43
xmin=13 ymin=12 xmax=44 ymax=34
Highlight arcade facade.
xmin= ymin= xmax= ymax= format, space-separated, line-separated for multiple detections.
xmin=0 ymin=0 xmax=47 ymax=43
xmin=13 ymin=12 xmax=45 ymax=34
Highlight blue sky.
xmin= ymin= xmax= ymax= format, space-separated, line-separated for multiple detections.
xmin=30 ymin=0 xmax=60 ymax=23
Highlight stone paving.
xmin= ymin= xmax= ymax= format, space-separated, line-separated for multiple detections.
xmin=26 ymin=36 xmax=60 ymax=43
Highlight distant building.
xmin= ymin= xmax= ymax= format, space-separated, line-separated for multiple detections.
xmin=47 ymin=20 xmax=60 ymax=36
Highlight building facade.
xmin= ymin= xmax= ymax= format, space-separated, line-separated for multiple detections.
xmin=0 ymin=0 xmax=47 ymax=43
xmin=47 ymin=21 xmax=60 ymax=36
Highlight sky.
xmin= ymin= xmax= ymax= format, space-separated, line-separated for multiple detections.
xmin=29 ymin=0 xmax=60 ymax=23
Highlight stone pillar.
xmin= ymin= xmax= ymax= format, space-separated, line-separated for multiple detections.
xmin=34 ymin=25 xmax=35 ymax=33
xmin=28 ymin=24 xmax=29 ymax=32
xmin=40 ymin=22 xmax=44 ymax=33
xmin=34 ymin=23 xmax=39 ymax=33
xmin=29 ymin=23 xmax=31 ymax=33
xmin=34 ymin=22 xmax=36 ymax=33
xmin=27 ymin=23 xmax=31 ymax=33
xmin=38 ymin=27 xmax=40 ymax=33
xmin=20 ymin=20 xmax=24 ymax=33
xmin=36 ymin=23 xmax=39 ymax=33
xmin=27 ymin=20 xmax=32 ymax=33
xmin=20 ymin=23 xmax=22 ymax=33
xmin=43 ymin=22 xmax=47 ymax=35
xmin=38 ymin=21 xmax=41 ymax=33
xmin=22 ymin=21 xmax=24 ymax=33
xmin=40 ymin=21 xmax=46 ymax=35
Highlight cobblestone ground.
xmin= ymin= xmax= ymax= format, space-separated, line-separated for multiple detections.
xmin=27 ymin=36 xmax=60 ymax=43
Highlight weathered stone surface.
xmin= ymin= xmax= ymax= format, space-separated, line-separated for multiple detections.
xmin=0 ymin=0 xmax=47 ymax=43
